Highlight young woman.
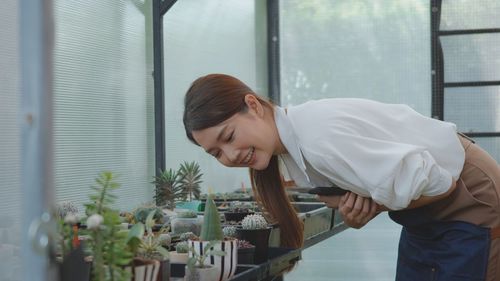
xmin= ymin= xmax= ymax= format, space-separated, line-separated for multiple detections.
xmin=183 ymin=73 xmax=500 ymax=281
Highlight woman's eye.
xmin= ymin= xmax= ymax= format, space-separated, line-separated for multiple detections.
xmin=227 ymin=132 xmax=234 ymax=142
xmin=214 ymin=151 xmax=221 ymax=158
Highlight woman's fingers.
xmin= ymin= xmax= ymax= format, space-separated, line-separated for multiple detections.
xmin=339 ymin=193 xmax=379 ymax=229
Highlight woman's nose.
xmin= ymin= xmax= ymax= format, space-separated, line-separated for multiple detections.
xmin=223 ymin=146 xmax=239 ymax=164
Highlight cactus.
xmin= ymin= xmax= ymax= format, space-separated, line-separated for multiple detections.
xmin=241 ymin=214 xmax=268 ymax=230
xmin=158 ymin=233 xmax=172 ymax=247
xmin=175 ymin=241 xmax=189 ymax=253
xmin=56 ymin=201 xmax=79 ymax=220
xmin=178 ymin=161 xmax=203 ymax=201
xmin=199 ymin=195 xmax=223 ymax=241
xmin=180 ymin=232 xmax=198 ymax=242
xmin=222 ymin=226 xmax=237 ymax=238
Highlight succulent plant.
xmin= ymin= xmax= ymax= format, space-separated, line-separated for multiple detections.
xmin=241 ymin=214 xmax=268 ymax=230
xmin=237 ymin=240 xmax=254 ymax=249
xmin=151 ymin=168 xmax=185 ymax=209
xmin=133 ymin=206 xmax=164 ymax=224
xmin=128 ymin=210 xmax=170 ymax=261
xmin=222 ymin=226 xmax=237 ymax=238
xmin=175 ymin=241 xmax=189 ymax=253
xmin=56 ymin=201 xmax=79 ymax=220
xmin=178 ymin=161 xmax=203 ymax=201
xmin=84 ymin=171 xmax=133 ymax=281
xmin=176 ymin=210 xmax=198 ymax=219
xmin=180 ymin=232 xmax=198 ymax=242
xmin=199 ymin=194 xmax=223 ymax=241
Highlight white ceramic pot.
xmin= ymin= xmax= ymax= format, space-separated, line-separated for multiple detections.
xmin=187 ymin=239 xmax=238 ymax=281
xmin=169 ymin=251 xmax=189 ymax=264
xmin=184 ymin=264 xmax=218 ymax=281
xmin=131 ymin=258 xmax=160 ymax=281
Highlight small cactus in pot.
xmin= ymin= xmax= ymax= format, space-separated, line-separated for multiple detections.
xmin=188 ymin=194 xmax=237 ymax=280
xmin=236 ymin=214 xmax=272 ymax=264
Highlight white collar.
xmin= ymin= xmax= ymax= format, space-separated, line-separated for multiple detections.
xmin=274 ymin=106 xmax=311 ymax=185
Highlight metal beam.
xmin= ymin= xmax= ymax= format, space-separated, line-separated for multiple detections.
xmin=267 ymin=0 xmax=280 ymax=104
xmin=153 ymin=0 xmax=166 ymax=175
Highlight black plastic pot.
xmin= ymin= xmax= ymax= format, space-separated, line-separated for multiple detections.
xmin=237 ymin=246 xmax=256 ymax=264
xmin=236 ymin=227 xmax=272 ymax=264
xmin=224 ymin=212 xmax=254 ymax=222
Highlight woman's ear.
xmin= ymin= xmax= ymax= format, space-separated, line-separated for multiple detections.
xmin=244 ymin=94 xmax=264 ymax=117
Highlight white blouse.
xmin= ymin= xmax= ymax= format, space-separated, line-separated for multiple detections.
xmin=274 ymin=98 xmax=465 ymax=210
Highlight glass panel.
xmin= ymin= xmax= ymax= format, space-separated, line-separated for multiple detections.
xmin=441 ymin=0 xmax=500 ymax=30
xmin=0 ymin=0 xmax=22 ymax=279
xmin=474 ymin=137 xmax=500 ymax=163
xmin=280 ymin=0 xmax=431 ymax=115
xmin=53 ymin=1 xmax=155 ymax=210
xmin=441 ymin=34 xmax=500 ymax=83
xmin=444 ymin=86 xmax=500 ymax=132
xmin=163 ymin=0 xmax=267 ymax=194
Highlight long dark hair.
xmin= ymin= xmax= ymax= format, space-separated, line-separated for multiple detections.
xmin=183 ymin=74 xmax=304 ymax=248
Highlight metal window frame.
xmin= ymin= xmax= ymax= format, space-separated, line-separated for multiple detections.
xmin=152 ymin=0 xmax=281 ymax=175
xmin=430 ymin=0 xmax=500 ymax=138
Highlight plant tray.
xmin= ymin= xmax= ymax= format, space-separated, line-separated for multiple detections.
xmin=292 ymin=202 xmax=334 ymax=240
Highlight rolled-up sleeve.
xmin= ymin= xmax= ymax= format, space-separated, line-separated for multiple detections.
xmin=304 ymin=133 xmax=454 ymax=210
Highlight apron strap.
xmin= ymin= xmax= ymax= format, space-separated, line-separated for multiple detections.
xmin=491 ymin=226 xmax=500 ymax=240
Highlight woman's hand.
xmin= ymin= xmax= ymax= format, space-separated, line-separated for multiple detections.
xmin=338 ymin=192 xmax=380 ymax=229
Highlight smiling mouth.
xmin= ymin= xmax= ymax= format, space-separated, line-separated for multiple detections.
xmin=242 ymin=147 xmax=255 ymax=165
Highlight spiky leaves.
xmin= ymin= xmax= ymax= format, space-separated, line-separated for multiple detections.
xmin=178 ymin=161 xmax=203 ymax=201
xmin=151 ymin=168 xmax=185 ymax=209
xmin=199 ymin=195 xmax=223 ymax=241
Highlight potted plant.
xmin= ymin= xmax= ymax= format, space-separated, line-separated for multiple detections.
xmin=151 ymin=168 xmax=186 ymax=209
xmin=222 ymin=226 xmax=255 ymax=265
xmin=185 ymin=240 xmax=225 ymax=281
xmin=83 ymin=171 xmax=134 ymax=281
xmin=223 ymin=201 xmax=254 ymax=223
xmin=170 ymin=241 xmax=189 ymax=264
xmin=236 ymin=214 xmax=272 ymax=264
xmin=178 ymin=161 xmax=203 ymax=201
xmin=128 ymin=210 xmax=170 ymax=281
xmin=55 ymin=202 xmax=91 ymax=281
xmin=236 ymin=240 xmax=255 ymax=265
xmin=171 ymin=210 xmax=202 ymax=236
xmin=188 ymin=195 xmax=238 ymax=280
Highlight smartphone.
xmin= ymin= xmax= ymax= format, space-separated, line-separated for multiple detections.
xmin=307 ymin=186 xmax=348 ymax=196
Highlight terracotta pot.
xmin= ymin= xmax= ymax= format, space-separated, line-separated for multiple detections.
xmin=184 ymin=264 xmax=218 ymax=281
xmin=188 ymin=239 xmax=238 ymax=281
xmin=235 ymin=227 xmax=271 ymax=264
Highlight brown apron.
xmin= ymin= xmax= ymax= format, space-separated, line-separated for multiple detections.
xmin=425 ymin=134 xmax=500 ymax=280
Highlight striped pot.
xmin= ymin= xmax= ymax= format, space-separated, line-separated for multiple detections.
xmin=187 ymin=239 xmax=238 ymax=281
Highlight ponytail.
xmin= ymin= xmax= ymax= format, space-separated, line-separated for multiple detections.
xmin=250 ymin=155 xmax=304 ymax=248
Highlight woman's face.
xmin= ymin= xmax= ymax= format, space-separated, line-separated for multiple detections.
xmin=191 ymin=96 xmax=284 ymax=170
